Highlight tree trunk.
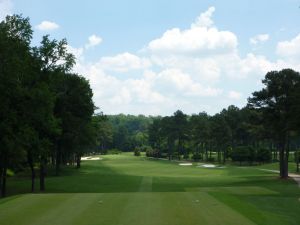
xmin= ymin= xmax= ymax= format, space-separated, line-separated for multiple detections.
xmin=76 ymin=154 xmax=81 ymax=169
xmin=178 ymin=139 xmax=182 ymax=161
xmin=279 ymin=144 xmax=288 ymax=179
xmin=1 ymin=167 xmax=7 ymax=197
xmin=39 ymin=159 xmax=46 ymax=191
xmin=205 ymin=143 xmax=208 ymax=161
xmin=223 ymin=148 xmax=226 ymax=164
xmin=55 ymin=145 xmax=61 ymax=176
xmin=27 ymin=151 xmax=35 ymax=192
xmin=0 ymin=164 xmax=3 ymax=194
xmin=167 ymin=138 xmax=173 ymax=161
xmin=209 ymin=142 xmax=212 ymax=160
xmin=30 ymin=165 xmax=35 ymax=192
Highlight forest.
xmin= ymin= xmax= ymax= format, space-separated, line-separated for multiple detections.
xmin=1 ymin=14 xmax=300 ymax=199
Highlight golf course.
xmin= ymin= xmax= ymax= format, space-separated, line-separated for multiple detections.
xmin=1 ymin=153 xmax=299 ymax=225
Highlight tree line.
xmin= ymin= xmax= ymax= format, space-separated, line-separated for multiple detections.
xmin=92 ymin=70 xmax=300 ymax=180
xmin=0 ymin=15 xmax=96 ymax=197
xmin=146 ymin=69 xmax=300 ymax=179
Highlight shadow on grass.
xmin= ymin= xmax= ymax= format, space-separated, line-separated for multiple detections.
xmin=5 ymin=156 xmax=300 ymax=198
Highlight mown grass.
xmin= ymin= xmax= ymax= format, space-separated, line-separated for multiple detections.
xmin=0 ymin=153 xmax=299 ymax=225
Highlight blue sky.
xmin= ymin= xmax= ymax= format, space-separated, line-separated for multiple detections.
xmin=1 ymin=0 xmax=300 ymax=115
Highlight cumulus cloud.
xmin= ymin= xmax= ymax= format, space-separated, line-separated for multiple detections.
xmin=36 ymin=21 xmax=59 ymax=31
xmin=228 ymin=91 xmax=242 ymax=100
xmin=145 ymin=7 xmax=237 ymax=57
xmin=152 ymin=69 xmax=222 ymax=97
xmin=85 ymin=34 xmax=102 ymax=49
xmin=147 ymin=26 xmax=237 ymax=55
xmin=250 ymin=34 xmax=269 ymax=45
xmin=191 ymin=6 xmax=215 ymax=28
xmin=72 ymin=7 xmax=300 ymax=115
xmin=67 ymin=45 xmax=84 ymax=61
xmin=0 ymin=0 xmax=12 ymax=21
xmin=98 ymin=52 xmax=151 ymax=72
xmin=73 ymin=50 xmax=223 ymax=115
xmin=277 ymin=33 xmax=300 ymax=58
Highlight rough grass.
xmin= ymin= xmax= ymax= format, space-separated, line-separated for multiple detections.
xmin=1 ymin=153 xmax=299 ymax=225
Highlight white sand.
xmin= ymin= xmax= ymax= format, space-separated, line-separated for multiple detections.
xmin=81 ymin=157 xmax=102 ymax=161
xmin=179 ymin=163 xmax=193 ymax=166
xmin=201 ymin=164 xmax=216 ymax=168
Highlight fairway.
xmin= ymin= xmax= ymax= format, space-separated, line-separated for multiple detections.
xmin=1 ymin=154 xmax=300 ymax=225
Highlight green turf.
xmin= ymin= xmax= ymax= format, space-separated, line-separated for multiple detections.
xmin=1 ymin=153 xmax=300 ymax=225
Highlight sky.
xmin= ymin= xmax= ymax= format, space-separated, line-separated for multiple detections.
xmin=1 ymin=0 xmax=300 ymax=116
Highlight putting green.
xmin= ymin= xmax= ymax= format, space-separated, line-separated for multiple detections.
xmin=1 ymin=153 xmax=299 ymax=225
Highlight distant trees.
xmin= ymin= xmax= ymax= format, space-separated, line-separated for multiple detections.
xmin=0 ymin=15 xmax=96 ymax=197
xmin=92 ymin=113 xmax=113 ymax=154
xmin=190 ymin=112 xmax=210 ymax=161
xmin=231 ymin=146 xmax=271 ymax=165
xmin=146 ymin=68 xmax=300 ymax=177
xmin=108 ymin=114 xmax=153 ymax=151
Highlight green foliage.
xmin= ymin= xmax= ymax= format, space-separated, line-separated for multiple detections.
xmin=33 ymin=35 xmax=75 ymax=72
xmin=192 ymin=152 xmax=202 ymax=162
xmin=0 ymin=14 xmax=96 ymax=196
xmin=92 ymin=113 xmax=113 ymax=154
xmin=256 ymin=148 xmax=272 ymax=163
xmin=231 ymin=146 xmax=252 ymax=164
xmin=107 ymin=149 xmax=122 ymax=155
xmin=133 ymin=147 xmax=141 ymax=156
xmin=207 ymin=157 xmax=215 ymax=162
xmin=145 ymin=147 xmax=160 ymax=158
xmin=248 ymin=69 xmax=300 ymax=177
xmin=295 ymin=151 xmax=300 ymax=163
xmin=108 ymin=114 xmax=153 ymax=151
xmin=231 ymin=146 xmax=272 ymax=164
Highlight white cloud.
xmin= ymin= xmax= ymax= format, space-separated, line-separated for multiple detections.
xmin=153 ymin=69 xmax=222 ymax=97
xmin=36 ymin=21 xmax=59 ymax=31
xmin=250 ymin=34 xmax=269 ymax=45
xmin=71 ymin=7 xmax=300 ymax=115
xmin=277 ymin=33 xmax=300 ymax=58
xmin=98 ymin=52 xmax=151 ymax=72
xmin=228 ymin=91 xmax=242 ymax=100
xmin=191 ymin=6 xmax=215 ymax=28
xmin=73 ymin=62 xmax=169 ymax=114
xmin=85 ymin=34 xmax=102 ymax=49
xmin=146 ymin=7 xmax=237 ymax=56
xmin=0 ymin=0 xmax=13 ymax=21
xmin=67 ymin=45 xmax=84 ymax=61
xmin=147 ymin=26 xmax=237 ymax=55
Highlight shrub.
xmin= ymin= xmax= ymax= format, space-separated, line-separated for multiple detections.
xmin=256 ymin=148 xmax=272 ymax=163
xmin=192 ymin=153 xmax=202 ymax=162
xmin=207 ymin=157 xmax=215 ymax=162
xmin=231 ymin=146 xmax=251 ymax=164
xmin=145 ymin=147 xmax=160 ymax=158
xmin=134 ymin=147 xmax=141 ymax=156
xmin=107 ymin=149 xmax=122 ymax=155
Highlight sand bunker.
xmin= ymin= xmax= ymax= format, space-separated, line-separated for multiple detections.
xmin=179 ymin=163 xmax=193 ymax=166
xmin=201 ymin=164 xmax=216 ymax=168
xmin=81 ymin=157 xmax=102 ymax=161
xmin=196 ymin=164 xmax=227 ymax=168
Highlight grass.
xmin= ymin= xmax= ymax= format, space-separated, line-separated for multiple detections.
xmin=0 ymin=153 xmax=299 ymax=225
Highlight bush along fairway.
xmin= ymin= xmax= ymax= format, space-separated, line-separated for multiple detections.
xmin=1 ymin=153 xmax=300 ymax=225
